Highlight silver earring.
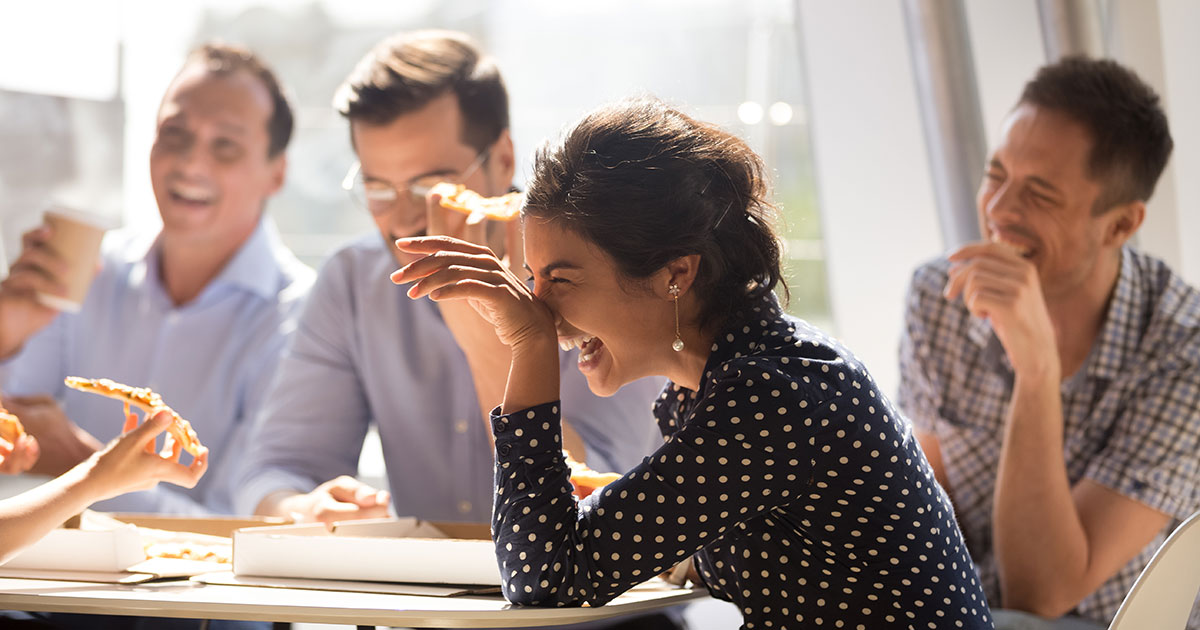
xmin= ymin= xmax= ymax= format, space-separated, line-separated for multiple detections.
xmin=669 ymin=283 xmax=684 ymax=352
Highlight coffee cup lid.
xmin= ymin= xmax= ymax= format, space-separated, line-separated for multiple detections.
xmin=42 ymin=206 xmax=118 ymax=231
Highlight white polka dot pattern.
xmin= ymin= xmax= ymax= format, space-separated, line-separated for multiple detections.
xmin=491 ymin=293 xmax=994 ymax=629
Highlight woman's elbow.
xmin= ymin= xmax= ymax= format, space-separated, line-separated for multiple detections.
xmin=502 ymin=578 xmax=608 ymax=609
xmin=503 ymin=579 xmax=572 ymax=607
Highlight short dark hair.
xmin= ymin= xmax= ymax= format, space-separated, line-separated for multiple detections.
xmin=180 ymin=42 xmax=294 ymax=158
xmin=1019 ymin=55 xmax=1173 ymax=213
xmin=525 ymin=97 xmax=787 ymax=332
xmin=333 ymin=30 xmax=509 ymax=153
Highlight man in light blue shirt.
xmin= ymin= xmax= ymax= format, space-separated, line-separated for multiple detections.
xmin=236 ymin=30 xmax=664 ymax=528
xmin=0 ymin=43 xmax=313 ymax=516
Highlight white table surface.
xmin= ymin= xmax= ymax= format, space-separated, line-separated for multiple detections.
xmin=0 ymin=575 xmax=707 ymax=628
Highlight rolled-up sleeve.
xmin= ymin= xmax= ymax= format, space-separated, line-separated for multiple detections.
xmin=1085 ymin=360 xmax=1200 ymax=520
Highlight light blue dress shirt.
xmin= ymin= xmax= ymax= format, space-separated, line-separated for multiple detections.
xmin=233 ymin=234 xmax=665 ymax=522
xmin=0 ymin=217 xmax=314 ymax=515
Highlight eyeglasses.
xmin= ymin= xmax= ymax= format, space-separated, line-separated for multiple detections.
xmin=341 ymin=148 xmax=490 ymax=217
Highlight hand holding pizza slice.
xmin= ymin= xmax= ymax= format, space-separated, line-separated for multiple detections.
xmin=0 ymin=400 xmax=38 ymax=474
xmin=0 ymin=403 xmax=25 ymax=446
xmin=429 ymin=182 xmax=523 ymax=223
xmin=64 ymin=377 xmax=204 ymax=458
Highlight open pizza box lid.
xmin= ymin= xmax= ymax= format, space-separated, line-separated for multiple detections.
xmin=230 ymin=517 xmax=501 ymax=594
xmin=0 ymin=511 xmax=287 ymax=583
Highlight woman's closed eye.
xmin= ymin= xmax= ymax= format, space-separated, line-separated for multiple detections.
xmin=529 ymin=273 xmax=571 ymax=285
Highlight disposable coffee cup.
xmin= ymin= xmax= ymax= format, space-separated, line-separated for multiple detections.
xmin=35 ymin=207 xmax=111 ymax=313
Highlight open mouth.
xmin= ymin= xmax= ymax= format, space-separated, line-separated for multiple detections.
xmin=168 ymin=182 xmax=215 ymax=208
xmin=559 ymin=335 xmax=605 ymax=370
xmin=991 ymin=234 xmax=1034 ymax=259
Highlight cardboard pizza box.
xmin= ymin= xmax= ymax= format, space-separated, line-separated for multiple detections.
xmin=0 ymin=520 xmax=143 ymax=573
xmin=0 ymin=511 xmax=287 ymax=582
xmin=232 ymin=517 xmax=501 ymax=587
xmin=109 ymin=513 xmax=289 ymax=538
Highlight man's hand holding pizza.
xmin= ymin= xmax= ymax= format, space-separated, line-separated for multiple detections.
xmin=420 ymin=186 xmax=522 ymax=433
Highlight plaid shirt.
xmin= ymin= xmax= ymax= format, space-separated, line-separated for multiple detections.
xmin=898 ymin=247 xmax=1200 ymax=628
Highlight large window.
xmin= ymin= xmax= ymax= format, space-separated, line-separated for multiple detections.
xmin=1 ymin=0 xmax=830 ymax=328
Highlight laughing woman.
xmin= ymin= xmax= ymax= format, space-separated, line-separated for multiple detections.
xmin=392 ymin=97 xmax=993 ymax=630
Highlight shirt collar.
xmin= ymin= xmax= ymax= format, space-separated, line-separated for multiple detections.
xmin=134 ymin=216 xmax=285 ymax=303
xmin=698 ymin=290 xmax=784 ymax=389
xmin=1087 ymin=247 xmax=1142 ymax=381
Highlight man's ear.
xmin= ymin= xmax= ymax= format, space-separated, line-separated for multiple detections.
xmin=657 ymin=254 xmax=702 ymax=298
xmin=1104 ymin=200 xmax=1144 ymax=248
xmin=267 ymin=154 xmax=287 ymax=196
xmin=488 ymin=129 xmax=516 ymax=191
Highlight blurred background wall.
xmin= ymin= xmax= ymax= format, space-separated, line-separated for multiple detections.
xmin=1 ymin=2 xmax=1197 ymax=627
xmin=4 ymin=1 xmax=1195 ymax=398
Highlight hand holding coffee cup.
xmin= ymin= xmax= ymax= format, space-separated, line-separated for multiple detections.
xmin=0 ymin=208 xmax=109 ymax=359
xmin=36 ymin=208 xmax=109 ymax=313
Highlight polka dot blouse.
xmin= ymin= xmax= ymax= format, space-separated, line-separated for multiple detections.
xmin=490 ymin=293 xmax=993 ymax=630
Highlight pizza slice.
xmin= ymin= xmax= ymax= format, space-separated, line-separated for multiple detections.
xmin=64 ymin=377 xmax=204 ymax=457
xmin=139 ymin=527 xmax=232 ymax=564
xmin=564 ymin=453 xmax=622 ymax=500
xmin=0 ymin=403 xmax=25 ymax=445
xmin=429 ymin=182 xmax=523 ymax=222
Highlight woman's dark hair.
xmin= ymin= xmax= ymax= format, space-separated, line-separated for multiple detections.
xmin=1019 ymin=55 xmax=1173 ymax=213
xmin=524 ymin=97 xmax=786 ymax=332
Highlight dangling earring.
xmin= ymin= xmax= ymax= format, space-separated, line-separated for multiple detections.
xmin=669 ymin=283 xmax=685 ymax=352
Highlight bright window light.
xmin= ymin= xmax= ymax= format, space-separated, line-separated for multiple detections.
xmin=737 ymin=101 xmax=764 ymax=125
xmin=769 ymin=101 xmax=793 ymax=126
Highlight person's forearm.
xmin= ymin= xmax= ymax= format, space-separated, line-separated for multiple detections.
xmin=0 ymin=464 xmax=102 ymax=562
xmin=436 ymin=301 xmax=513 ymax=427
xmin=992 ymin=367 xmax=1088 ymax=615
xmin=502 ymin=336 xmax=560 ymax=415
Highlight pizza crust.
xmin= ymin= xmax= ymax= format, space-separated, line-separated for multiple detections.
xmin=64 ymin=377 xmax=204 ymax=457
xmin=430 ymin=182 xmax=523 ymax=222
xmin=565 ymin=454 xmax=622 ymax=500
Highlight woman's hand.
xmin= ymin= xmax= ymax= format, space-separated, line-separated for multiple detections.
xmin=80 ymin=410 xmax=208 ymax=500
xmin=390 ymin=236 xmax=556 ymax=349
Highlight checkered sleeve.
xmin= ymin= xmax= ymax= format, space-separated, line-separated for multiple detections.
xmin=897 ymin=263 xmax=946 ymax=435
xmin=1084 ymin=361 xmax=1200 ymax=521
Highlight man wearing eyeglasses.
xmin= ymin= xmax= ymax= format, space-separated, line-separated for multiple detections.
xmin=234 ymin=30 xmax=665 ymax=564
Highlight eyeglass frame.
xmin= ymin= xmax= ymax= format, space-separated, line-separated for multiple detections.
xmin=341 ymin=147 xmax=491 ymax=217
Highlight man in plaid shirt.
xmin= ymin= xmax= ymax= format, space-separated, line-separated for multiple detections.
xmin=899 ymin=56 xmax=1199 ymax=630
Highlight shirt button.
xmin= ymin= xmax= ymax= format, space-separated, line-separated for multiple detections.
xmin=458 ymin=500 xmax=473 ymax=514
xmin=454 ymin=420 xmax=469 ymax=434
xmin=495 ymin=420 xmax=508 ymax=433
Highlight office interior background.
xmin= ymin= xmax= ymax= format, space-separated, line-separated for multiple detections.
xmin=1 ymin=1 xmax=1198 ymax=626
